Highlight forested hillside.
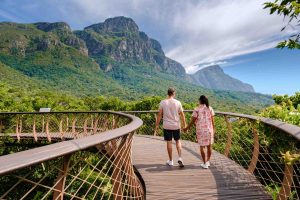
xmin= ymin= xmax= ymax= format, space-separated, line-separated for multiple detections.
xmin=0 ymin=18 xmax=273 ymax=112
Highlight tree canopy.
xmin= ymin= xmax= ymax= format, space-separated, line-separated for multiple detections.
xmin=264 ymin=0 xmax=300 ymax=49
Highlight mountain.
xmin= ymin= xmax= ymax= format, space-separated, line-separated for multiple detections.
xmin=0 ymin=17 xmax=273 ymax=112
xmin=188 ymin=65 xmax=255 ymax=92
xmin=75 ymin=17 xmax=185 ymax=76
xmin=0 ymin=22 xmax=131 ymax=97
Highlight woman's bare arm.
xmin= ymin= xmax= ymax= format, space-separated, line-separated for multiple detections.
xmin=184 ymin=117 xmax=196 ymax=131
xmin=211 ymin=116 xmax=215 ymax=133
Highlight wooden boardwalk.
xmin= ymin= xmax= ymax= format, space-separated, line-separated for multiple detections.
xmin=132 ymin=135 xmax=271 ymax=200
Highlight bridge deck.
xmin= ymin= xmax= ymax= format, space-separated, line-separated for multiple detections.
xmin=132 ymin=135 xmax=271 ymax=200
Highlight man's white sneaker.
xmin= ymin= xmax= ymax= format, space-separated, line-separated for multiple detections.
xmin=178 ymin=158 xmax=184 ymax=168
xmin=206 ymin=161 xmax=210 ymax=167
xmin=200 ymin=163 xmax=208 ymax=169
xmin=166 ymin=160 xmax=173 ymax=166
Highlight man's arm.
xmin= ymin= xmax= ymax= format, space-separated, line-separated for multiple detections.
xmin=179 ymin=111 xmax=187 ymax=129
xmin=155 ymin=108 xmax=163 ymax=132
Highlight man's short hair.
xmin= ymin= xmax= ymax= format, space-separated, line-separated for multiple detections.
xmin=167 ymin=88 xmax=175 ymax=96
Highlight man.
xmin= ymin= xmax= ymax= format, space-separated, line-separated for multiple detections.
xmin=155 ymin=88 xmax=186 ymax=167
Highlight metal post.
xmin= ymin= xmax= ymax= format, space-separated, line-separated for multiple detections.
xmin=248 ymin=123 xmax=259 ymax=174
xmin=111 ymin=136 xmax=128 ymax=200
xmin=278 ymin=164 xmax=294 ymax=200
xmin=33 ymin=115 xmax=37 ymax=142
xmin=16 ymin=116 xmax=20 ymax=142
xmin=53 ymin=154 xmax=72 ymax=200
xmin=154 ymin=113 xmax=157 ymax=136
xmin=46 ymin=116 xmax=51 ymax=142
xmin=224 ymin=115 xmax=233 ymax=157
xmin=113 ymin=116 xmax=120 ymax=129
xmin=72 ymin=117 xmax=77 ymax=138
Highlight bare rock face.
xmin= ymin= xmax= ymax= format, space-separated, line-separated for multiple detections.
xmin=10 ymin=37 xmax=27 ymax=56
xmin=36 ymin=36 xmax=52 ymax=51
xmin=0 ymin=19 xmax=257 ymax=95
xmin=34 ymin=22 xmax=88 ymax=55
xmin=34 ymin=22 xmax=72 ymax=32
xmin=85 ymin=17 xmax=139 ymax=34
xmin=76 ymin=16 xmax=185 ymax=76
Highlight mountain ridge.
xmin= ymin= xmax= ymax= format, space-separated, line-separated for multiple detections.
xmin=0 ymin=17 xmax=273 ymax=112
xmin=188 ymin=65 xmax=255 ymax=92
xmin=75 ymin=16 xmax=186 ymax=76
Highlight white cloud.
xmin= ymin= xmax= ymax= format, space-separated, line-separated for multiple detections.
xmin=1 ymin=0 xmax=299 ymax=69
xmin=186 ymin=61 xmax=228 ymax=74
xmin=165 ymin=0 xmax=299 ymax=67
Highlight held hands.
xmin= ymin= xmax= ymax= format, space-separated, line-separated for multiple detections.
xmin=183 ymin=126 xmax=189 ymax=132
xmin=155 ymin=125 xmax=159 ymax=134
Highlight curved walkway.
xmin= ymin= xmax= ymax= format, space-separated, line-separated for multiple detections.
xmin=132 ymin=135 xmax=271 ymax=200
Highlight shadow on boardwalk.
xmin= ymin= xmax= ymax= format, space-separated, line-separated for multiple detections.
xmin=132 ymin=135 xmax=271 ymax=200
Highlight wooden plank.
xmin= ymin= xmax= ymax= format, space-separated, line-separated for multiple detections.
xmin=132 ymin=135 xmax=271 ymax=200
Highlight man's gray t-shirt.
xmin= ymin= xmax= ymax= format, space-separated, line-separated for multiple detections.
xmin=159 ymin=98 xmax=183 ymax=130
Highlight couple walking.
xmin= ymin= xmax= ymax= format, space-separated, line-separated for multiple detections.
xmin=155 ymin=88 xmax=215 ymax=169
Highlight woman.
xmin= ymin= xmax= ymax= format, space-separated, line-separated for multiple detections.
xmin=184 ymin=95 xmax=215 ymax=169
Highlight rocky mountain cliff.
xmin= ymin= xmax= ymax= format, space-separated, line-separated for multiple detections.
xmin=34 ymin=22 xmax=88 ymax=55
xmin=0 ymin=22 xmax=88 ymax=56
xmin=75 ymin=17 xmax=185 ymax=76
xmin=0 ymin=17 xmax=267 ymax=107
xmin=189 ymin=65 xmax=255 ymax=92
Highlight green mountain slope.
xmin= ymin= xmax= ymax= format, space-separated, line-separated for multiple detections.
xmin=0 ymin=22 xmax=130 ymax=97
xmin=0 ymin=19 xmax=273 ymax=113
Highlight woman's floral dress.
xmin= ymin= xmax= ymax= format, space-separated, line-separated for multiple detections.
xmin=192 ymin=105 xmax=215 ymax=146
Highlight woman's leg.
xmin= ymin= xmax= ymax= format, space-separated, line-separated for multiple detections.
xmin=200 ymin=146 xmax=206 ymax=163
xmin=207 ymin=144 xmax=212 ymax=162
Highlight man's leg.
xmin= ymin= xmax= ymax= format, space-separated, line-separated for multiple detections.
xmin=174 ymin=130 xmax=184 ymax=167
xmin=175 ymin=139 xmax=182 ymax=158
xmin=164 ymin=129 xmax=173 ymax=162
xmin=167 ymin=140 xmax=173 ymax=161
xmin=174 ymin=129 xmax=182 ymax=158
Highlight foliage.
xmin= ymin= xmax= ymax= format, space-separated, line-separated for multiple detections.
xmin=264 ymin=0 xmax=300 ymax=49
xmin=266 ymin=184 xmax=281 ymax=199
xmin=0 ymin=21 xmax=273 ymax=114
xmin=281 ymin=151 xmax=300 ymax=165
xmin=273 ymin=92 xmax=300 ymax=109
xmin=259 ymin=92 xmax=300 ymax=165
xmin=261 ymin=92 xmax=300 ymax=126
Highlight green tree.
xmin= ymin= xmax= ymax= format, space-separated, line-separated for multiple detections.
xmin=264 ymin=0 xmax=300 ymax=49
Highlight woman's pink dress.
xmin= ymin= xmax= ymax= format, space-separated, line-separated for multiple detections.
xmin=192 ymin=105 xmax=215 ymax=146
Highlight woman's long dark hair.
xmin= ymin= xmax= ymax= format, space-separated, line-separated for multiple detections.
xmin=199 ymin=95 xmax=209 ymax=107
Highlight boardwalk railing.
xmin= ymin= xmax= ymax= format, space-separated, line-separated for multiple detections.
xmin=126 ymin=111 xmax=300 ymax=200
xmin=0 ymin=111 xmax=144 ymax=200
xmin=0 ymin=110 xmax=299 ymax=199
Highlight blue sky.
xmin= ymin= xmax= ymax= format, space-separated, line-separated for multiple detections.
xmin=0 ymin=0 xmax=299 ymax=95
xmin=222 ymin=49 xmax=300 ymax=95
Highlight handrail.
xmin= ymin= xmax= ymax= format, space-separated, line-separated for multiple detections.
xmin=0 ymin=111 xmax=145 ymax=199
xmin=1 ymin=110 xmax=300 ymax=199
xmin=217 ymin=112 xmax=300 ymax=141
xmin=125 ymin=110 xmax=300 ymax=141
xmin=0 ymin=111 xmax=136 ymax=115
xmin=0 ymin=111 xmax=143 ymax=175
xmin=128 ymin=110 xmax=300 ymax=200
